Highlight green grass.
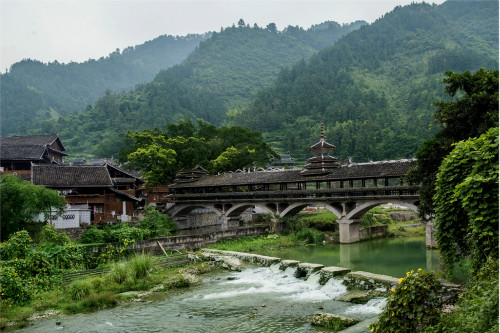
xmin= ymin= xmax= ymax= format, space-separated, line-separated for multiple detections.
xmin=205 ymin=234 xmax=302 ymax=254
xmin=0 ymin=258 xmax=213 ymax=331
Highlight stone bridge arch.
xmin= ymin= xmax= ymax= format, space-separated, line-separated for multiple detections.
xmin=279 ymin=202 xmax=343 ymax=219
xmin=345 ymin=199 xmax=419 ymax=220
xmin=225 ymin=203 xmax=275 ymax=217
xmin=167 ymin=203 xmax=223 ymax=218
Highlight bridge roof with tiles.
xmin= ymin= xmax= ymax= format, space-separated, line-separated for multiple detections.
xmin=170 ymin=159 xmax=416 ymax=189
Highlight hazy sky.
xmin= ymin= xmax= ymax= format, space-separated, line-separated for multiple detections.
xmin=0 ymin=0 xmax=447 ymax=72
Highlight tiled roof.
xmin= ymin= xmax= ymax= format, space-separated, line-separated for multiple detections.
xmin=0 ymin=134 xmax=60 ymax=146
xmin=32 ymin=165 xmax=113 ymax=187
xmin=1 ymin=134 xmax=67 ymax=159
xmin=1 ymin=145 xmax=47 ymax=160
xmin=170 ymin=159 xmax=416 ymax=189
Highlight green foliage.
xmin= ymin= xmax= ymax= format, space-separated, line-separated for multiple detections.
xmin=80 ymin=223 xmax=149 ymax=245
xmin=25 ymin=21 xmax=364 ymax=158
xmin=370 ymin=269 xmax=443 ymax=333
xmin=104 ymin=223 xmax=150 ymax=244
xmin=298 ymin=211 xmax=338 ymax=231
xmin=80 ymin=227 xmax=106 ymax=244
xmin=295 ymin=228 xmax=325 ymax=244
xmin=408 ymin=68 xmax=499 ymax=218
xmin=139 ymin=206 xmax=177 ymax=237
xmin=424 ymin=258 xmax=499 ymax=333
xmin=67 ymin=279 xmax=95 ymax=301
xmin=0 ymin=230 xmax=32 ymax=261
xmin=1 ymin=33 xmax=209 ymax=136
xmin=37 ymin=242 xmax=84 ymax=270
xmin=236 ymin=2 xmax=498 ymax=164
xmin=39 ymin=224 xmax=71 ymax=245
xmin=0 ymin=231 xmax=70 ymax=305
xmin=128 ymin=254 xmax=155 ymax=280
xmin=0 ymin=175 xmax=67 ymax=240
xmin=434 ymin=127 xmax=498 ymax=273
xmin=106 ymin=263 xmax=130 ymax=284
xmin=121 ymin=119 xmax=277 ymax=185
xmin=207 ymin=235 xmax=301 ymax=253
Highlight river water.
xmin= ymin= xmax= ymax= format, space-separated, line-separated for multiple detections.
xmin=13 ymin=237 xmax=438 ymax=333
xmin=15 ymin=266 xmax=385 ymax=333
xmin=262 ymin=236 xmax=442 ymax=278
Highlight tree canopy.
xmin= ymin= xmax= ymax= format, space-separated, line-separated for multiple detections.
xmin=434 ymin=127 xmax=498 ymax=273
xmin=408 ymin=68 xmax=499 ymax=218
xmin=120 ymin=119 xmax=277 ymax=187
xmin=0 ymin=175 xmax=67 ymax=240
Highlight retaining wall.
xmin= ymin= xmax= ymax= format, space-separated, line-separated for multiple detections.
xmin=359 ymin=224 xmax=388 ymax=240
xmin=82 ymin=226 xmax=270 ymax=256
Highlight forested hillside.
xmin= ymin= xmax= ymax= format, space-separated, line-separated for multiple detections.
xmin=1 ymin=33 xmax=210 ymax=136
xmin=235 ymin=1 xmax=499 ymax=163
xmin=27 ymin=20 xmax=366 ymax=157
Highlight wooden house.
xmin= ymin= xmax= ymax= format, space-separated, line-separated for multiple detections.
xmin=0 ymin=134 xmax=67 ymax=180
xmin=32 ymin=164 xmax=144 ymax=223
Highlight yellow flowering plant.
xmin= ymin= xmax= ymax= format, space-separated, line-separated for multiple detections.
xmin=369 ymin=269 xmax=443 ymax=333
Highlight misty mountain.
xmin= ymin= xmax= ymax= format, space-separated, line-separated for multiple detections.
xmin=1 ymin=33 xmax=211 ymax=136
xmin=234 ymin=0 xmax=499 ymax=163
xmin=27 ymin=20 xmax=366 ymax=157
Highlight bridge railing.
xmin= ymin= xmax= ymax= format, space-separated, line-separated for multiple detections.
xmin=169 ymin=185 xmax=420 ymax=202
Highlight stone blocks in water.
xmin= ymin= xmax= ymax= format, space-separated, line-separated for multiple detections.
xmin=200 ymin=249 xmax=280 ymax=267
xmin=311 ymin=312 xmax=361 ymax=330
xmin=319 ymin=266 xmax=351 ymax=285
xmin=296 ymin=263 xmax=324 ymax=278
xmin=343 ymin=271 xmax=398 ymax=292
xmin=279 ymin=260 xmax=300 ymax=270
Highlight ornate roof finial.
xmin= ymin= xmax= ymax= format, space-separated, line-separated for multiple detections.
xmin=300 ymin=121 xmax=340 ymax=176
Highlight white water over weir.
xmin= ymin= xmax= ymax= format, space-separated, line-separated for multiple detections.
xmin=13 ymin=250 xmax=400 ymax=333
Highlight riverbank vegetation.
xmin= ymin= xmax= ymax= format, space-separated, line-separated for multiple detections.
xmin=371 ymin=69 xmax=499 ymax=332
xmin=207 ymin=207 xmax=424 ymax=255
xmin=0 ymin=229 xmax=212 ymax=331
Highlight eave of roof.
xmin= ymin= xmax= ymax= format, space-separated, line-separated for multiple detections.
xmin=170 ymin=159 xmax=416 ymax=189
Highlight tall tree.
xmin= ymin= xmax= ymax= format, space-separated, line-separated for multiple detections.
xmin=433 ymin=127 xmax=498 ymax=273
xmin=408 ymin=68 xmax=499 ymax=218
xmin=0 ymin=175 xmax=67 ymax=240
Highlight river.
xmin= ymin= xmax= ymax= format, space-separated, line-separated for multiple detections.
xmin=12 ymin=236 xmax=439 ymax=333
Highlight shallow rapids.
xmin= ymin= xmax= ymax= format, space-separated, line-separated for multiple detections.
xmin=13 ymin=265 xmax=386 ymax=333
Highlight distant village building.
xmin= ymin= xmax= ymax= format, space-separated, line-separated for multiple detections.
xmin=32 ymin=164 xmax=143 ymax=223
xmin=0 ymin=134 xmax=67 ymax=180
xmin=271 ymin=154 xmax=294 ymax=167
xmin=1 ymin=133 xmax=146 ymax=225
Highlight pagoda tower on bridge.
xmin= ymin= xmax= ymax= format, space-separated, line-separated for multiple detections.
xmin=300 ymin=123 xmax=340 ymax=176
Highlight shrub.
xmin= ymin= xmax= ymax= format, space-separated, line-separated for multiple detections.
xmin=104 ymin=223 xmax=150 ymax=243
xmin=81 ymin=292 xmax=117 ymax=309
xmin=299 ymin=211 xmax=338 ymax=231
xmin=295 ymin=228 xmax=324 ymax=244
xmin=80 ymin=227 xmax=106 ymax=244
xmin=39 ymin=224 xmax=70 ymax=245
xmin=424 ymin=258 xmax=499 ymax=333
xmin=128 ymin=254 xmax=155 ymax=280
xmin=67 ymin=279 xmax=95 ymax=301
xmin=0 ymin=266 xmax=33 ymax=305
xmin=369 ymin=269 xmax=443 ymax=333
xmin=0 ymin=230 xmax=33 ymax=261
xmin=106 ymin=263 xmax=130 ymax=284
xmin=38 ymin=242 xmax=84 ymax=270
xmin=139 ymin=206 xmax=177 ymax=237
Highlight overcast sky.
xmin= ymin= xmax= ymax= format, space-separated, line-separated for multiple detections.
xmin=0 ymin=0 xmax=447 ymax=72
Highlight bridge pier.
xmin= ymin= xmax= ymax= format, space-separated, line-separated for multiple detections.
xmin=337 ymin=217 xmax=362 ymax=244
xmin=425 ymin=221 xmax=437 ymax=248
